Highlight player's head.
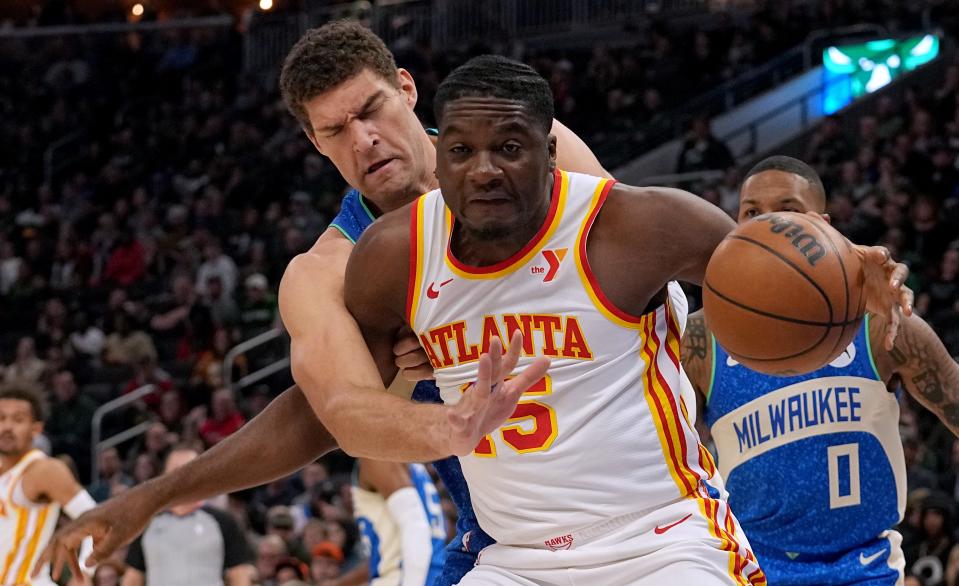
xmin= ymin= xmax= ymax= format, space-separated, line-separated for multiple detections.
xmin=0 ymin=386 xmax=46 ymax=457
xmin=163 ymin=445 xmax=199 ymax=474
xmin=738 ymin=155 xmax=827 ymax=224
xmin=433 ymin=55 xmax=556 ymax=241
xmin=279 ymin=21 xmax=433 ymax=210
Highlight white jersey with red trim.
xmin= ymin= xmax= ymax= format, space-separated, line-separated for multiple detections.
xmin=0 ymin=450 xmax=59 ymax=586
xmin=407 ymin=170 xmax=721 ymax=547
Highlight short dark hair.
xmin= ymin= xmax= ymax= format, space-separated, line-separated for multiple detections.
xmin=279 ymin=20 xmax=399 ymax=132
xmin=0 ymin=386 xmax=46 ymax=422
xmin=434 ymin=55 xmax=554 ymax=133
xmin=743 ymin=155 xmax=827 ymax=210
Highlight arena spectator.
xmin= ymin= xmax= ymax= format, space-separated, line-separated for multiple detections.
xmin=69 ymin=311 xmax=106 ymax=364
xmin=103 ymin=311 xmax=157 ymax=367
xmin=2 ymin=336 xmax=46 ymax=385
xmin=93 ymin=559 xmax=125 ymax=586
xmin=240 ymin=273 xmax=278 ymax=338
xmin=196 ymin=239 xmax=239 ymax=298
xmin=88 ymin=446 xmax=133 ymax=503
xmin=46 ymin=370 xmax=97 ymax=482
xmin=199 ymin=387 xmax=247 ymax=447
xmin=676 ymin=115 xmax=735 ymax=174
xmin=310 ymin=542 xmax=345 ymax=584
xmin=255 ymin=534 xmax=289 ymax=586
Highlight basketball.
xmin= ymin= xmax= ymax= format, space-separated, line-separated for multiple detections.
xmin=703 ymin=212 xmax=866 ymax=376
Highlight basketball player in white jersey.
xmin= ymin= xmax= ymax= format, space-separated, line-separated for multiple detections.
xmin=0 ymin=386 xmax=96 ymax=585
xmin=342 ymin=54 xmax=914 ymax=585
xmin=342 ymin=54 xmax=762 ymax=585
xmin=351 ymin=459 xmax=447 ymax=585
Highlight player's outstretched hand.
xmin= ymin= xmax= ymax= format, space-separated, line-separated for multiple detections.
xmin=855 ymin=243 xmax=914 ymax=350
xmin=36 ymin=487 xmax=159 ymax=581
xmin=445 ymin=332 xmax=550 ymax=456
xmin=394 ymin=334 xmax=435 ymax=381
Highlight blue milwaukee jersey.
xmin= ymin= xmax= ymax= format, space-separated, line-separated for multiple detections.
xmin=705 ymin=316 xmax=905 ymax=585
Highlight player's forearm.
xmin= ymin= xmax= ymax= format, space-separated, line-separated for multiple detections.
xmin=888 ymin=315 xmax=959 ymax=436
xmin=147 ymin=386 xmax=334 ymax=508
xmin=913 ymin=361 xmax=959 ymax=437
xmin=310 ymin=380 xmax=452 ymax=461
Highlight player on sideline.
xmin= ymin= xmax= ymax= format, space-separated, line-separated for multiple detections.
xmin=39 ymin=21 xmax=611 ymax=585
xmin=682 ymin=155 xmax=958 ymax=586
xmin=351 ymin=459 xmax=447 ymax=585
xmin=0 ymin=386 xmax=97 ymax=585
xmin=340 ymin=55 xmax=913 ymax=585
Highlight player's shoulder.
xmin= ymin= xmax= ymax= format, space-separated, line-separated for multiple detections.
xmin=594 ymin=183 xmax=702 ymax=240
xmin=282 ymin=230 xmax=354 ymax=289
xmin=21 ymin=454 xmax=68 ymax=489
xmin=352 ymin=201 xmax=415 ymax=258
xmin=606 ymin=183 xmax=705 ymax=215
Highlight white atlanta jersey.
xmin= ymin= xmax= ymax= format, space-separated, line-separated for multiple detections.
xmin=0 ymin=450 xmax=59 ymax=586
xmin=407 ymin=170 xmax=740 ymax=555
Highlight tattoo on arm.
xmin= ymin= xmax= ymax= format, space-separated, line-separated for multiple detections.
xmin=890 ymin=316 xmax=959 ymax=433
xmin=687 ymin=318 xmax=708 ymax=360
xmin=681 ymin=313 xmax=711 ymax=394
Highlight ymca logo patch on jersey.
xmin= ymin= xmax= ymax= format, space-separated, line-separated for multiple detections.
xmin=530 ymin=248 xmax=567 ymax=282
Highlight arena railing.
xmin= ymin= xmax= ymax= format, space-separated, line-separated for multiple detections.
xmin=0 ymin=14 xmax=233 ymax=39
xmin=243 ymin=0 xmax=708 ymax=74
xmin=91 ymin=384 xmax=157 ymax=483
xmin=223 ymin=327 xmax=290 ymax=393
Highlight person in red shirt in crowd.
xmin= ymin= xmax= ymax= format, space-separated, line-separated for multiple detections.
xmin=103 ymin=230 xmax=146 ymax=287
xmin=122 ymin=354 xmax=176 ymax=411
xmin=199 ymin=387 xmax=246 ymax=447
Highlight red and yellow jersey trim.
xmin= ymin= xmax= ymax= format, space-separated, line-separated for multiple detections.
xmin=573 ymin=178 xmax=647 ymax=330
xmin=640 ymin=309 xmax=701 ymax=496
xmin=14 ymin=505 xmax=49 ymax=583
xmin=0 ymin=507 xmax=27 ymax=583
xmin=443 ymin=169 xmax=568 ymax=280
xmin=406 ymin=195 xmax=428 ymax=326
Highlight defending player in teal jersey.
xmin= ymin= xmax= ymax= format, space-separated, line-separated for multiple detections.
xmin=683 ymin=156 xmax=959 ymax=586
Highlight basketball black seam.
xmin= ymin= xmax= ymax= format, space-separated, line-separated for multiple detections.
xmin=705 ymin=278 xmax=834 ymax=361
xmin=723 ymin=234 xmax=834 ymax=323
xmin=703 ymin=280 xmax=861 ymax=327
xmin=806 ymin=219 xmax=853 ymax=361
xmin=724 ymin=326 xmax=832 ymax=362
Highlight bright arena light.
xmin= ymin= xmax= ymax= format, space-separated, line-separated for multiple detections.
xmin=259 ymin=0 xmax=273 ymax=10
xmin=131 ymin=3 xmax=144 ymax=16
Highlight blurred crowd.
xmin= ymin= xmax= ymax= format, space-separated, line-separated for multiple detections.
xmin=0 ymin=0 xmax=958 ymax=585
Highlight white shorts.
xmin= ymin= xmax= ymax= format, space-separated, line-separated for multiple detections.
xmin=456 ymin=496 xmax=765 ymax=586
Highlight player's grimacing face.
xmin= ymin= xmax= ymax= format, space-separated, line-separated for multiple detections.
xmin=303 ymin=68 xmax=430 ymax=209
xmin=0 ymin=400 xmax=40 ymax=456
xmin=737 ymin=170 xmax=825 ymax=225
xmin=435 ymin=97 xmax=556 ymax=239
